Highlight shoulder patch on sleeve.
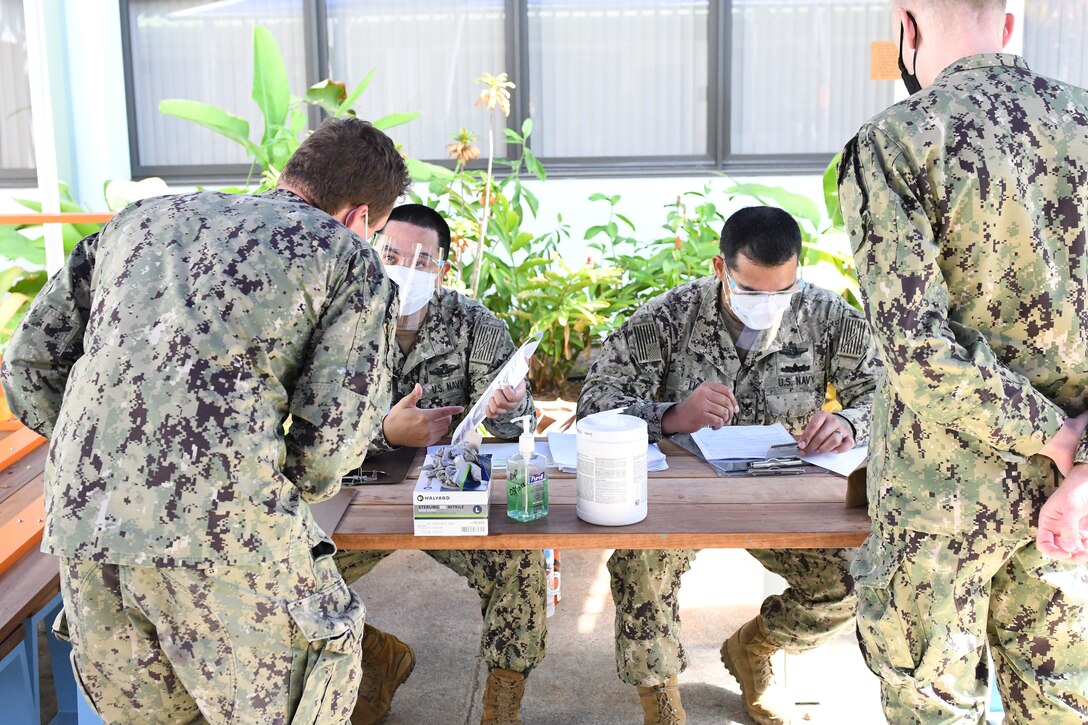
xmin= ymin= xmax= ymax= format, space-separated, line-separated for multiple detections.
xmin=470 ymin=319 xmax=506 ymax=365
xmin=837 ymin=315 xmax=869 ymax=359
xmin=630 ymin=318 xmax=663 ymax=363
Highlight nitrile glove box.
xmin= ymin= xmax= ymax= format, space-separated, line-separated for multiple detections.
xmin=413 ymin=453 xmax=493 ymax=536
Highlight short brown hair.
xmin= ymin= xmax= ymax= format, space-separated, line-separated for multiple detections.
xmin=279 ymin=117 xmax=410 ymax=219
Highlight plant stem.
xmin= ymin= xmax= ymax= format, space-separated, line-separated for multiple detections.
xmin=471 ymin=116 xmax=495 ymax=297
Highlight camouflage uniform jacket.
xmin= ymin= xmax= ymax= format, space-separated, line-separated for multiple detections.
xmin=370 ymin=286 xmax=534 ymax=452
xmin=838 ymin=53 xmax=1088 ymax=537
xmin=577 ymin=276 xmax=880 ymax=443
xmin=1 ymin=188 xmax=398 ymax=566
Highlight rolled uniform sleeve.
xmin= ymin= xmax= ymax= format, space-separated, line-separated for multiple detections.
xmin=827 ymin=304 xmax=882 ymax=446
xmin=578 ymin=310 xmax=676 ymax=442
xmin=367 ymin=421 xmax=396 ymax=456
xmin=839 ymin=126 xmax=1065 ymax=456
xmin=285 ymin=248 xmax=397 ymax=502
xmin=2 ymin=232 xmax=99 ymax=438
xmin=364 ymin=338 xmax=401 ymax=457
xmin=469 ymin=317 xmax=535 ymax=439
xmin=1074 ymin=434 xmax=1088 ymax=466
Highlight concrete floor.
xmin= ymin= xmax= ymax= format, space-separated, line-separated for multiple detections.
xmin=28 ymin=547 xmax=1014 ymax=724
xmin=355 ymin=548 xmax=887 ymax=725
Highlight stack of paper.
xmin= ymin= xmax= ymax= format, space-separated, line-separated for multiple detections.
xmin=451 ymin=333 xmax=542 ymax=446
xmin=690 ymin=423 xmax=796 ymax=460
xmin=546 ymin=432 xmax=668 ymax=473
xmin=800 ymin=445 xmax=868 ymax=476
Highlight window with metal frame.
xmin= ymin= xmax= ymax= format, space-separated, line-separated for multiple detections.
xmin=0 ymin=0 xmax=36 ymax=185
xmin=327 ymin=0 xmax=508 ymax=161
xmin=120 ymin=0 xmax=902 ymax=181
xmin=121 ymin=0 xmax=308 ymax=180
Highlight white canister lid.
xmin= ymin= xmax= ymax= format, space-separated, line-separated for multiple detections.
xmin=576 ymin=411 xmax=648 ymax=442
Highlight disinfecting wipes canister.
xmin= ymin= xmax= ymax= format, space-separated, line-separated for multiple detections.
xmin=575 ymin=411 xmax=648 ymax=526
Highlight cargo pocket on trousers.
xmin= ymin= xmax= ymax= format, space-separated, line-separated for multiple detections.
xmin=852 ymin=534 xmax=916 ymax=673
xmin=52 ymin=610 xmax=104 ymax=717
xmin=287 ymin=580 xmax=366 ymax=724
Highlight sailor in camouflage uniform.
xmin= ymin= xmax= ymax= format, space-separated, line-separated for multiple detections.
xmin=333 ymin=204 xmax=545 ymax=725
xmin=578 ymin=206 xmax=881 ymax=724
xmin=837 ymin=1 xmax=1088 ymax=722
xmin=0 ymin=117 xmax=409 ymax=724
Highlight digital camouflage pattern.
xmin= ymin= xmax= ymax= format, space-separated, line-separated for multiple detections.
xmin=339 ymin=287 xmax=544 ymax=674
xmin=577 ymin=276 xmax=879 ymax=444
xmin=57 ymin=538 xmax=366 ymax=724
xmin=369 ymin=286 xmax=534 ymax=452
xmin=838 ymin=53 xmax=1088 ymax=539
xmin=335 ymin=548 xmax=547 ymax=674
xmin=839 ymin=53 xmax=1088 ymax=722
xmin=1 ymin=188 xmax=398 ymax=567
xmin=607 ymin=548 xmax=856 ymax=686
xmin=852 ymin=523 xmax=1088 ymax=723
xmin=578 ymin=275 xmax=879 ymax=685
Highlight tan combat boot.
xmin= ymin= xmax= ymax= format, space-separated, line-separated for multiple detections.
xmin=350 ymin=623 xmax=416 ymax=725
xmin=720 ymin=616 xmax=790 ymax=725
xmin=480 ymin=668 xmax=526 ymax=725
xmin=636 ymin=676 xmax=686 ymax=725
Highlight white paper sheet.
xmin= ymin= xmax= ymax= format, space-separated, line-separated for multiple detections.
xmin=800 ymin=445 xmax=868 ymax=477
xmin=689 ymin=423 xmax=796 ymax=461
xmin=428 ymin=441 xmax=553 ymax=470
xmin=545 ymin=432 xmax=668 ymax=472
xmin=451 ymin=332 xmax=543 ymax=446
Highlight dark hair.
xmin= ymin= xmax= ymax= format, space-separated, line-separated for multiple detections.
xmin=279 ymin=117 xmax=410 ymax=219
xmin=719 ymin=206 xmax=802 ymax=267
xmin=388 ymin=204 xmax=452 ymax=260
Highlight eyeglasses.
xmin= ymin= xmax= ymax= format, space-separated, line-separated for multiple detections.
xmin=372 ymin=234 xmax=443 ymax=273
xmin=723 ymin=266 xmax=805 ymax=297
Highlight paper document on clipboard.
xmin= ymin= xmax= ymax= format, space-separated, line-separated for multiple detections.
xmin=690 ymin=423 xmax=796 ymax=460
xmin=451 ymin=332 xmax=543 ymax=446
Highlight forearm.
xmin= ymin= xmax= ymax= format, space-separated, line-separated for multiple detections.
xmin=1 ymin=234 xmax=99 ymax=436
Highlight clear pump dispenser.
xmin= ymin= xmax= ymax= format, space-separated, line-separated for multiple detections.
xmin=506 ymin=415 xmax=548 ymax=522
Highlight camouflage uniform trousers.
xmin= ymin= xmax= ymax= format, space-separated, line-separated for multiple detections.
xmin=854 ymin=522 xmax=1088 ymax=724
xmin=609 ymin=547 xmax=856 ymax=686
xmin=56 ymin=538 xmax=365 ymax=724
xmin=335 ymin=548 xmax=547 ymax=674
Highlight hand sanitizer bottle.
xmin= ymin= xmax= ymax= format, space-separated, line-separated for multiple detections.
xmin=507 ymin=415 xmax=548 ymax=522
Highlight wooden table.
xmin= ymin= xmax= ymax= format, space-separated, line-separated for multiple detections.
xmin=333 ymin=440 xmax=871 ymax=551
xmin=0 ymin=442 xmax=55 ymax=652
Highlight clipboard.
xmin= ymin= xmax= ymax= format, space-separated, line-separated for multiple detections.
xmin=309 ymin=488 xmax=356 ymax=537
xmin=342 ymin=446 xmax=420 ymax=486
xmin=669 ymin=433 xmax=822 ymax=477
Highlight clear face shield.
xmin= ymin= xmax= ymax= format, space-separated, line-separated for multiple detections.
xmin=373 ymin=236 xmax=445 ymax=331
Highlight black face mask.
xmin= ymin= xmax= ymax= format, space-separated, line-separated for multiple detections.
xmin=898 ymin=11 xmax=923 ymax=95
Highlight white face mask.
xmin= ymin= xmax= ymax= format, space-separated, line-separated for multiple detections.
xmin=727 ymin=291 xmax=796 ymax=330
xmin=384 ymin=264 xmax=438 ymax=317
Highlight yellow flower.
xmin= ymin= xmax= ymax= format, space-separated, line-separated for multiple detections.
xmin=474 ymin=72 xmax=515 ymax=118
xmin=449 ymin=217 xmax=476 ymax=257
xmin=447 ymin=127 xmax=481 ymax=164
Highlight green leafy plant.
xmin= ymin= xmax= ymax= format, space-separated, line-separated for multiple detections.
xmin=0 ymin=179 xmax=170 ymax=353
xmin=516 ymin=253 xmax=623 ymax=392
xmin=587 ymin=188 xmax=723 ymax=316
xmin=412 ymin=75 xmax=618 ymax=394
xmin=160 ymin=26 xmax=420 ymax=191
xmin=0 ymin=183 xmax=105 ymax=353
